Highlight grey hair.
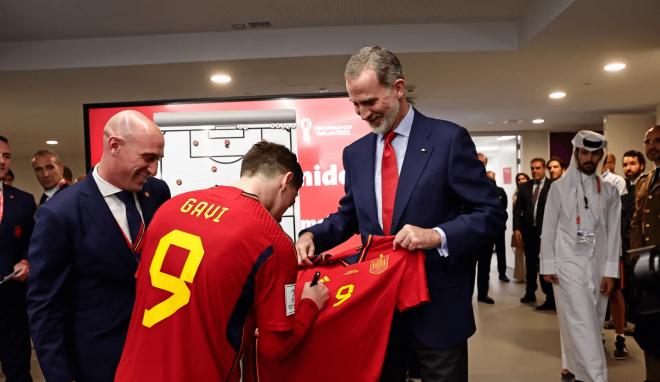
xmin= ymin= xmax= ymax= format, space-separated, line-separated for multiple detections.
xmin=344 ymin=46 xmax=404 ymax=87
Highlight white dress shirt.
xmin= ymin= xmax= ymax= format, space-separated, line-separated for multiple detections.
xmin=92 ymin=165 xmax=144 ymax=240
xmin=532 ymin=177 xmax=547 ymax=225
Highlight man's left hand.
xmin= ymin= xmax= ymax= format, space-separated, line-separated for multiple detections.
xmin=393 ymin=225 xmax=442 ymax=251
xmin=12 ymin=259 xmax=30 ymax=282
xmin=600 ymin=277 xmax=615 ymax=295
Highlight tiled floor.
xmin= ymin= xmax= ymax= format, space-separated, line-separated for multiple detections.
xmin=9 ymin=267 xmax=646 ymax=381
xmin=468 ymin=269 xmax=644 ymax=381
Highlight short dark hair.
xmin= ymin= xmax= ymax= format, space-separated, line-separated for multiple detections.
xmin=5 ymin=169 xmax=14 ymax=179
xmin=547 ymin=156 xmax=565 ymax=169
xmin=241 ymin=141 xmax=304 ymax=189
xmin=63 ymin=166 xmax=73 ymax=181
xmin=0 ymin=136 xmax=8 ymax=144
xmin=530 ymin=157 xmax=546 ymax=167
xmin=623 ymin=150 xmax=646 ymax=167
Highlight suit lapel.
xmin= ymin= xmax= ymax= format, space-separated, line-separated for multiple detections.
xmin=79 ymin=175 xmax=132 ymax=254
xmin=137 ymin=181 xmax=156 ymax=226
xmin=353 ymin=134 xmax=379 ymax=232
xmin=392 ymin=114 xmax=434 ymax=232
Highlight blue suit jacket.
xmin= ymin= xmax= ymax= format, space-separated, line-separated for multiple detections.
xmin=307 ymin=110 xmax=506 ymax=349
xmin=0 ymin=185 xmax=35 ymax=276
xmin=27 ymin=175 xmax=170 ymax=382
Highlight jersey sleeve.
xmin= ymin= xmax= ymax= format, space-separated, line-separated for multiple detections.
xmin=396 ymin=251 xmax=430 ymax=311
xmin=254 ymin=241 xmax=298 ymax=332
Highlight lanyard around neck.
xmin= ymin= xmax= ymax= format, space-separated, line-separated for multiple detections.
xmin=576 ymin=174 xmax=600 ymax=226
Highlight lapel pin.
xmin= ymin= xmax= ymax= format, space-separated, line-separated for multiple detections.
xmin=421 ymin=148 xmax=427 ymax=153
xmin=144 ymin=192 xmax=150 ymax=198
xmin=9 ymin=195 xmax=14 ymax=199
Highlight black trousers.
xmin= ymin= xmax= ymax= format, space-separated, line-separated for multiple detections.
xmin=468 ymin=242 xmax=495 ymax=298
xmin=522 ymin=228 xmax=554 ymax=303
xmin=494 ymin=233 xmax=507 ymax=277
xmin=0 ymin=282 xmax=32 ymax=382
xmin=476 ymin=247 xmax=493 ymax=298
xmin=380 ymin=314 xmax=468 ymax=382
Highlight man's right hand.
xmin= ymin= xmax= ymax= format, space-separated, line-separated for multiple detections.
xmin=301 ymin=281 xmax=329 ymax=310
xmin=295 ymin=232 xmax=315 ymax=266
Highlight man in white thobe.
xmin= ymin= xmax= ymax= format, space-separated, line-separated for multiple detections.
xmin=541 ymin=130 xmax=621 ymax=382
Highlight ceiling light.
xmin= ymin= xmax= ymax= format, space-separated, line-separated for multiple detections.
xmin=603 ymin=62 xmax=626 ymax=72
xmin=210 ymin=74 xmax=232 ymax=84
xmin=496 ymin=136 xmax=516 ymax=141
xmin=532 ymin=118 xmax=545 ymax=124
xmin=549 ymin=91 xmax=566 ymax=99
xmin=46 ymin=140 xmax=58 ymax=145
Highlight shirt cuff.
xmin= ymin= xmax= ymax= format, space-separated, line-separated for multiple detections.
xmin=432 ymin=227 xmax=449 ymax=257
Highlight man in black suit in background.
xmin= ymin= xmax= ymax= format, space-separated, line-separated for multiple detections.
xmin=487 ymin=170 xmax=509 ymax=283
xmin=0 ymin=135 xmax=36 ymax=382
xmin=513 ymin=157 xmax=555 ymax=310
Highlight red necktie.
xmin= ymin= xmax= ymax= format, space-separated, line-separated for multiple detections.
xmin=381 ymin=130 xmax=398 ymax=235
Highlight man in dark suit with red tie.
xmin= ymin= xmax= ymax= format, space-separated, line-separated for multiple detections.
xmin=0 ymin=135 xmax=36 ymax=382
xmin=296 ymin=47 xmax=506 ymax=382
xmin=31 ymin=149 xmax=68 ymax=205
xmin=27 ymin=110 xmax=171 ymax=382
xmin=513 ymin=157 xmax=555 ymax=310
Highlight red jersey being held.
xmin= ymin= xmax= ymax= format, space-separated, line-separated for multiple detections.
xmin=252 ymin=235 xmax=429 ymax=382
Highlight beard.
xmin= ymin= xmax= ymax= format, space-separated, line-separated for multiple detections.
xmin=578 ymin=162 xmax=597 ymax=175
xmin=368 ymin=99 xmax=400 ymax=135
xmin=648 ymin=149 xmax=659 ymax=163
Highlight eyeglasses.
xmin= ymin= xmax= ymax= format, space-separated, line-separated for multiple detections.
xmin=643 ymin=137 xmax=660 ymax=145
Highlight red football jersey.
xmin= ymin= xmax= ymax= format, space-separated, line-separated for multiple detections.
xmin=116 ymin=186 xmax=299 ymax=382
xmin=252 ymin=236 xmax=429 ymax=382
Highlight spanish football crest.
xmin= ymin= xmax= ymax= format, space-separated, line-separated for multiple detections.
xmin=369 ymin=254 xmax=389 ymax=274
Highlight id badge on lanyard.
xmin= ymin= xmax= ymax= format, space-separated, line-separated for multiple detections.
xmin=575 ymin=176 xmax=600 ymax=257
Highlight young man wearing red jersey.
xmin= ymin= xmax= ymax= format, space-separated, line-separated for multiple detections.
xmin=116 ymin=141 xmax=328 ymax=381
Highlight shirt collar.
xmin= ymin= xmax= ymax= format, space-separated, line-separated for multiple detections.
xmin=44 ymin=187 xmax=57 ymax=198
xmin=379 ymin=106 xmax=414 ymax=141
xmin=44 ymin=179 xmax=66 ymax=198
xmin=92 ymin=165 xmax=123 ymax=197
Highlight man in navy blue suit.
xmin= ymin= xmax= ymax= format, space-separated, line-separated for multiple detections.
xmin=0 ymin=135 xmax=36 ymax=382
xmin=296 ymin=47 xmax=506 ymax=381
xmin=27 ymin=110 xmax=171 ymax=382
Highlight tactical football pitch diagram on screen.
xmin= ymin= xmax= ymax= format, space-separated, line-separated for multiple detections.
xmin=153 ymin=109 xmax=297 ymax=238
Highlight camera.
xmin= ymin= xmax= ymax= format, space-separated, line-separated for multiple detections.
xmin=628 ymin=245 xmax=660 ymax=315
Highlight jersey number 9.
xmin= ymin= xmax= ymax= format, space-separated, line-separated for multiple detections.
xmin=142 ymin=230 xmax=205 ymax=328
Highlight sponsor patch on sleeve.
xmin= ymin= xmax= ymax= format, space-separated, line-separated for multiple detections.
xmin=285 ymin=284 xmax=295 ymax=316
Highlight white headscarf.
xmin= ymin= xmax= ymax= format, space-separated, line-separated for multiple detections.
xmin=564 ymin=130 xmax=608 ymax=187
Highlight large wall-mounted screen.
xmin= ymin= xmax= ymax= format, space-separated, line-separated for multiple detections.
xmin=84 ymin=94 xmax=369 ymax=249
